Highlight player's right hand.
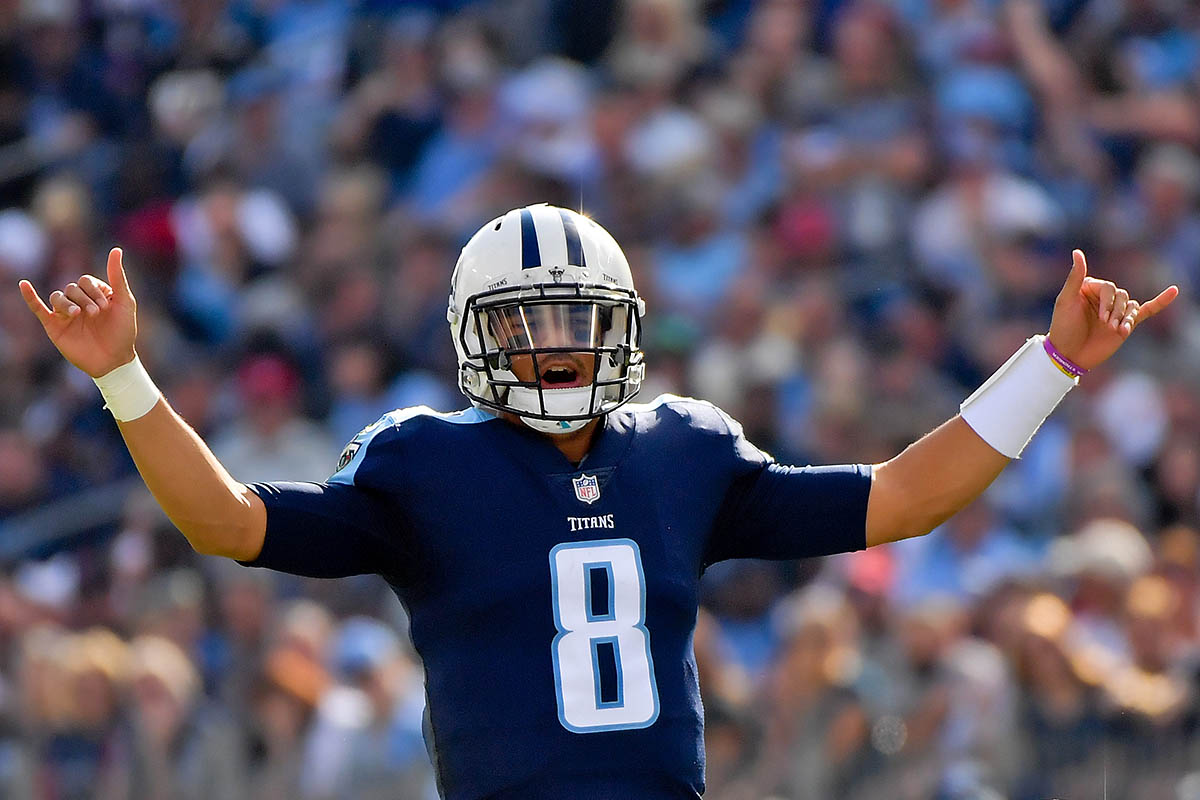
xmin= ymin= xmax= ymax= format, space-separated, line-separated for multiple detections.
xmin=18 ymin=247 xmax=138 ymax=379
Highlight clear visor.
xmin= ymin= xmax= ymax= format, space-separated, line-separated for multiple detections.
xmin=486 ymin=302 xmax=612 ymax=351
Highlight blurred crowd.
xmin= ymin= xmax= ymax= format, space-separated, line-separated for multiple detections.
xmin=0 ymin=0 xmax=1199 ymax=797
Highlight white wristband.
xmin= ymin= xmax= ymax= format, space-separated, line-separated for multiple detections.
xmin=93 ymin=356 xmax=161 ymax=422
xmin=959 ymin=335 xmax=1077 ymax=459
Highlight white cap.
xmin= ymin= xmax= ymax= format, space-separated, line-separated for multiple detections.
xmin=0 ymin=209 xmax=47 ymax=278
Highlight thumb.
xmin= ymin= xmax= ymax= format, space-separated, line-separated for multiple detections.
xmin=1059 ymin=249 xmax=1087 ymax=299
xmin=106 ymin=247 xmax=134 ymax=301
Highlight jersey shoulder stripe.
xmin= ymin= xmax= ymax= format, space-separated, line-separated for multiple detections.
xmin=329 ymin=406 xmax=495 ymax=485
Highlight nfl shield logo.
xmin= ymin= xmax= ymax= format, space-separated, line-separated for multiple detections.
xmin=572 ymin=473 xmax=600 ymax=504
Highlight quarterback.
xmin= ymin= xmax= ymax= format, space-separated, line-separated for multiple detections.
xmin=19 ymin=205 xmax=1177 ymax=798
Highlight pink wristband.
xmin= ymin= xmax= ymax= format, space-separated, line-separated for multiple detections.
xmin=1042 ymin=337 xmax=1087 ymax=378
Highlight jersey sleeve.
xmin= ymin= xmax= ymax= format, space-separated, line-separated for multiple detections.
xmin=702 ymin=406 xmax=873 ymax=566
xmin=237 ymin=414 xmax=417 ymax=584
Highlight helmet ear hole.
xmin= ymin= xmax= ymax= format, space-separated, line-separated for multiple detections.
xmin=484 ymin=347 xmax=511 ymax=371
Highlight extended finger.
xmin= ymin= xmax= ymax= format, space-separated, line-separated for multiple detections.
xmin=63 ymin=283 xmax=99 ymax=316
xmin=105 ymin=247 xmax=133 ymax=301
xmin=1110 ymin=288 xmax=1129 ymax=329
xmin=1139 ymin=285 xmax=1180 ymax=320
xmin=77 ymin=275 xmax=111 ymax=309
xmin=49 ymin=290 xmax=81 ymax=317
xmin=18 ymin=280 xmax=53 ymax=324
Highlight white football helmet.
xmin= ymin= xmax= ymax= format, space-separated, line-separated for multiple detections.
xmin=447 ymin=204 xmax=646 ymax=434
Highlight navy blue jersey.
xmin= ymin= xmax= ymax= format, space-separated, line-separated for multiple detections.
xmin=240 ymin=395 xmax=872 ymax=799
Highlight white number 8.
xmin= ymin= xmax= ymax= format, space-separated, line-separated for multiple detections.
xmin=549 ymin=539 xmax=660 ymax=733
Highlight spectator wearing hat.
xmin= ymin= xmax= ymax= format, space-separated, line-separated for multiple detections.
xmin=210 ymin=353 xmax=334 ymax=483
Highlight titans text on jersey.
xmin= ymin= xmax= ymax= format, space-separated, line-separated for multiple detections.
xmin=240 ymin=395 xmax=871 ymax=800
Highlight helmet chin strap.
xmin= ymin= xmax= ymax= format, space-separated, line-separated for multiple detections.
xmin=507 ymin=386 xmax=596 ymax=435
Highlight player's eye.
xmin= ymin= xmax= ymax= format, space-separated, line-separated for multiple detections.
xmin=569 ymin=306 xmax=593 ymax=340
xmin=486 ymin=308 xmax=532 ymax=350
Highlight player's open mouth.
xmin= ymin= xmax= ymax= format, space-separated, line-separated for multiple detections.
xmin=541 ymin=365 xmax=585 ymax=387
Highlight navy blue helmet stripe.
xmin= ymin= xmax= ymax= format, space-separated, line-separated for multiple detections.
xmin=559 ymin=210 xmax=586 ymax=268
xmin=520 ymin=208 xmax=541 ymax=269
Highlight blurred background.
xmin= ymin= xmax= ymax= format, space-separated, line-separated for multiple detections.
xmin=0 ymin=0 xmax=1198 ymax=797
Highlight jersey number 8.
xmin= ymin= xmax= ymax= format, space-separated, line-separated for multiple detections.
xmin=549 ymin=539 xmax=661 ymax=732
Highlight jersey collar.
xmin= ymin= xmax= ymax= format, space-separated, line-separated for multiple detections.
xmin=496 ymin=410 xmax=634 ymax=475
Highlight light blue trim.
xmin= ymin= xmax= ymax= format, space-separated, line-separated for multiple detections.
xmin=328 ymin=406 xmax=493 ymax=485
xmin=549 ymin=541 xmax=569 ymax=731
xmin=582 ymin=561 xmax=615 ymax=622
xmin=441 ymin=406 xmax=498 ymax=424
xmin=622 ymin=392 xmax=697 ymax=413
xmin=548 ymin=538 xmax=661 ymax=734
xmin=386 ymin=405 xmax=496 ymax=425
xmin=590 ymin=636 xmax=624 ymax=709
xmin=328 ymin=412 xmax=397 ymax=486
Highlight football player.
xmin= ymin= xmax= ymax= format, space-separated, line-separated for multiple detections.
xmin=19 ymin=204 xmax=1178 ymax=799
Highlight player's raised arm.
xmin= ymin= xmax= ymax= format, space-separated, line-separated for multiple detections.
xmin=18 ymin=247 xmax=267 ymax=561
xmin=865 ymin=249 xmax=1179 ymax=547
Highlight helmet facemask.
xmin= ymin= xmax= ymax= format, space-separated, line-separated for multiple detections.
xmin=455 ymin=282 xmax=645 ymax=433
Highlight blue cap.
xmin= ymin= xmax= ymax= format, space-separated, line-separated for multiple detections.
xmin=936 ymin=66 xmax=1032 ymax=131
xmin=331 ymin=616 xmax=400 ymax=677
xmin=228 ymin=65 xmax=287 ymax=106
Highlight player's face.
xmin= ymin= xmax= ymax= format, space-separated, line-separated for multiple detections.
xmin=487 ymin=302 xmax=609 ymax=388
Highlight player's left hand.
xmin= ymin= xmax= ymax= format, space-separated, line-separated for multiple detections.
xmin=1046 ymin=249 xmax=1178 ymax=371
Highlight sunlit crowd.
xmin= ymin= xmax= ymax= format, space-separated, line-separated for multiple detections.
xmin=1 ymin=0 xmax=1199 ymax=797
